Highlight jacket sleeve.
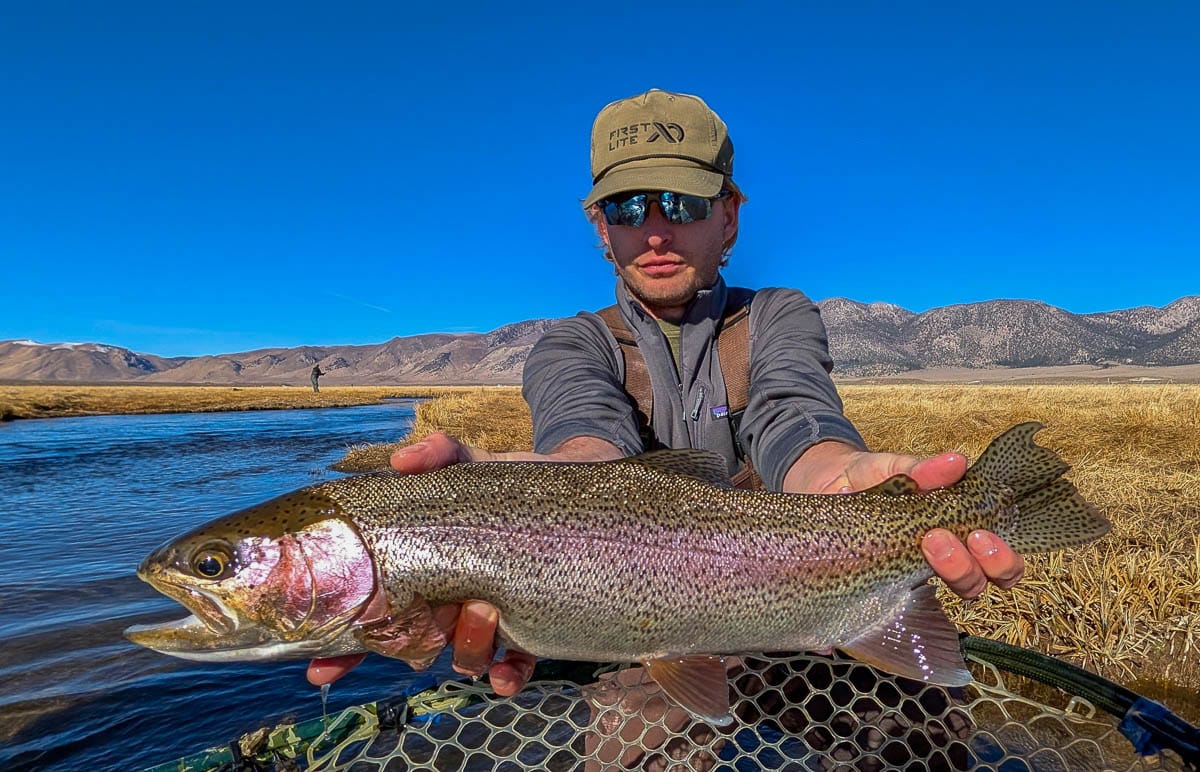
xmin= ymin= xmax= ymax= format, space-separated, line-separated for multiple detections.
xmin=521 ymin=313 xmax=644 ymax=456
xmin=738 ymin=288 xmax=866 ymax=491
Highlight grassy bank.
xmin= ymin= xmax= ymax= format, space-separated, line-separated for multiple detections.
xmin=0 ymin=384 xmax=490 ymax=420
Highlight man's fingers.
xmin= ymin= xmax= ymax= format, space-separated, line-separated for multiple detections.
xmin=390 ymin=432 xmax=481 ymax=473
xmin=451 ymin=600 xmax=499 ymax=677
xmin=967 ymin=530 xmax=1025 ymax=589
xmin=432 ymin=603 xmax=462 ymax=638
xmin=923 ymin=528 xmax=1025 ymax=598
xmin=489 ymin=649 xmax=538 ymax=697
xmin=905 ymin=452 xmax=968 ymax=491
xmin=922 ymin=529 xmax=988 ymax=599
xmin=307 ymin=653 xmax=367 ymax=687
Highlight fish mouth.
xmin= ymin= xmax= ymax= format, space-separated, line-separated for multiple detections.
xmin=136 ymin=566 xmax=239 ymax=636
xmin=124 ymin=614 xmax=326 ymax=661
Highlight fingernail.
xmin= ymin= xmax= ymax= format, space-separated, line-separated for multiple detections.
xmin=969 ymin=530 xmax=1001 ymax=557
xmin=452 ymin=603 xmax=497 ymax=676
xmin=923 ymin=531 xmax=955 ymax=560
xmin=394 ymin=441 xmax=428 ymax=457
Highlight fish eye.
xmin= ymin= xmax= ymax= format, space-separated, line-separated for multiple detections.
xmin=191 ymin=548 xmax=231 ymax=579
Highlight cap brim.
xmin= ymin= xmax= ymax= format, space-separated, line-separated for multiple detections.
xmin=584 ymin=162 xmax=724 ymax=208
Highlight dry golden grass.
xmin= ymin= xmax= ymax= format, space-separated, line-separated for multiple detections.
xmin=0 ymin=384 xmax=469 ymax=420
xmin=334 ymin=387 xmax=532 ymax=471
xmin=339 ymin=383 xmax=1200 ymax=720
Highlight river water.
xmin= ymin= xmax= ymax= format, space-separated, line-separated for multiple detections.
xmin=0 ymin=402 xmax=454 ymax=771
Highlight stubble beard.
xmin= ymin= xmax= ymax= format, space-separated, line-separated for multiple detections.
xmin=614 ymin=236 xmax=726 ymax=318
xmin=621 ymin=269 xmax=713 ymax=316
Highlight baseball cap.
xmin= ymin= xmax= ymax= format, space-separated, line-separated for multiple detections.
xmin=584 ymin=89 xmax=734 ymax=208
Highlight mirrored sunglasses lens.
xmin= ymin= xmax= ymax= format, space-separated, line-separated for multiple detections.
xmin=672 ymin=193 xmax=713 ymax=224
xmin=603 ymin=194 xmax=647 ymax=226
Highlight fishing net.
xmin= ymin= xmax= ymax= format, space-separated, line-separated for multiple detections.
xmin=155 ymin=640 xmax=1197 ymax=771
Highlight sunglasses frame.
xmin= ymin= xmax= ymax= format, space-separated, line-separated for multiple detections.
xmin=599 ymin=190 xmax=730 ymax=228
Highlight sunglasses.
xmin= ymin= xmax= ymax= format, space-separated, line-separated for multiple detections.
xmin=599 ymin=190 xmax=730 ymax=228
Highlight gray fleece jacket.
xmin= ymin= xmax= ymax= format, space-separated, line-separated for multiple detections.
xmin=521 ymin=275 xmax=865 ymax=491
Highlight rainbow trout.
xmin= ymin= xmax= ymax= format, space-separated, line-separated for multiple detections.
xmin=126 ymin=422 xmax=1109 ymax=724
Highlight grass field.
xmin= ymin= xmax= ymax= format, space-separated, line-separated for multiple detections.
xmin=8 ymin=382 xmax=1198 ymax=721
xmin=0 ymin=383 xmax=482 ymax=420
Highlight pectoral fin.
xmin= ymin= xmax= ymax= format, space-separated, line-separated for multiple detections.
xmin=643 ymin=655 xmax=734 ymax=726
xmin=355 ymin=592 xmax=448 ymax=671
xmin=837 ymin=583 xmax=972 ymax=687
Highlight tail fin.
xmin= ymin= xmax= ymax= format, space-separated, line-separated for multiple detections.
xmin=966 ymin=422 xmax=1111 ymax=553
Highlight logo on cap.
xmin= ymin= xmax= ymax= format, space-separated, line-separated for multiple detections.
xmin=647 ymin=122 xmax=684 ymax=143
xmin=608 ymin=122 xmax=685 ymax=151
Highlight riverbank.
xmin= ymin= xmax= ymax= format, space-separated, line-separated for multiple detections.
xmin=0 ymin=384 xmax=499 ymax=421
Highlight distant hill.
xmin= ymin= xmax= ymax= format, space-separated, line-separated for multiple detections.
xmin=3 ymin=297 xmax=1199 ymax=385
xmin=821 ymin=296 xmax=1200 ymax=376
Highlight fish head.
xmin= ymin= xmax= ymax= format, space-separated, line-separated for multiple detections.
xmin=125 ymin=488 xmax=377 ymax=662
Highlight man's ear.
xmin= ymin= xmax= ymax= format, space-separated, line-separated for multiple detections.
xmin=722 ymin=197 xmax=741 ymax=245
xmin=597 ymin=218 xmax=612 ymax=249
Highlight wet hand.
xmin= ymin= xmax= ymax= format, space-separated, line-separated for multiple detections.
xmin=441 ymin=600 xmax=537 ymax=697
xmin=389 ymin=431 xmax=488 ymax=472
xmin=922 ymin=527 xmax=1024 ymax=600
xmin=793 ymin=443 xmax=1025 ymax=600
xmin=838 ymin=448 xmax=1025 ymax=600
xmin=862 ymin=450 xmax=1025 ymax=598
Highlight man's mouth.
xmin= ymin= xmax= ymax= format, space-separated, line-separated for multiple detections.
xmin=639 ymin=260 xmax=685 ymax=278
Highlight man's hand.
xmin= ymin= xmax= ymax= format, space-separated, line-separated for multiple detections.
xmin=307 ymin=433 xmax=619 ymax=692
xmin=783 ymin=440 xmax=1025 ymax=600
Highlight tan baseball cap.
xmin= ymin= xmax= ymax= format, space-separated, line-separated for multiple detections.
xmin=584 ymin=89 xmax=734 ymax=208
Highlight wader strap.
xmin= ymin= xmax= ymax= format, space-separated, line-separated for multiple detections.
xmin=597 ymin=305 xmax=656 ymax=450
xmin=716 ymin=289 xmax=763 ymax=490
xmin=598 ymin=289 xmax=763 ymax=489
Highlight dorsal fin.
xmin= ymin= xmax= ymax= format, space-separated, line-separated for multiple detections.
xmin=860 ymin=474 xmax=921 ymax=496
xmin=617 ymin=449 xmax=733 ymax=488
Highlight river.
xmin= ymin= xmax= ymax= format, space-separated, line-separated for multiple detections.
xmin=0 ymin=402 xmax=454 ymax=770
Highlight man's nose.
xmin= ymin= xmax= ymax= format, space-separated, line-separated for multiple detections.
xmin=642 ymin=202 xmax=673 ymax=248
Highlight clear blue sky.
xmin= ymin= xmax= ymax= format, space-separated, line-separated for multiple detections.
xmin=2 ymin=3 xmax=1197 ymax=357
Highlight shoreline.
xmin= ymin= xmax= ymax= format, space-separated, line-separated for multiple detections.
xmin=0 ymin=384 xmax=506 ymax=421
xmin=5 ymin=376 xmax=1200 ymax=421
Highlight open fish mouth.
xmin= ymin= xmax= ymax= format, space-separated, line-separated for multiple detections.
xmin=125 ymin=614 xmax=236 ymax=656
xmin=123 ymin=614 xmax=324 ymax=661
xmin=138 ymin=575 xmax=239 ymax=636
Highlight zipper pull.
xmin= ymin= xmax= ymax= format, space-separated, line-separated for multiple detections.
xmin=689 ymin=386 xmax=705 ymax=421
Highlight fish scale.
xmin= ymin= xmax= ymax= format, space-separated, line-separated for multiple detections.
xmin=126 ymin=422 xmax=1110 ymax=724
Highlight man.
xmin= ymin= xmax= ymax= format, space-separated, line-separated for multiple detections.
xmin=311 ymin=364 xmax=324 ymax=393
xmin=307 ymin=89 xmax=1023 ymax=697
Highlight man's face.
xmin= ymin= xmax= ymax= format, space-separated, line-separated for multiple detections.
xmin=599 ymin=194 xmax=740 ymax=322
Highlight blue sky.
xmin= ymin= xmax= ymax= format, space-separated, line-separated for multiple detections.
xmin=2 ymin=3 xmax=1197 ymax=357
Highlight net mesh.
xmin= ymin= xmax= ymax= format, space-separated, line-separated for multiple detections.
xmin=217 ymin=651 xmax=1190 ymax=772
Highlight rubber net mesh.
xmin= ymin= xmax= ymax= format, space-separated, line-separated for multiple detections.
xmin=268 ymin=651 xmax=1186 ymax=771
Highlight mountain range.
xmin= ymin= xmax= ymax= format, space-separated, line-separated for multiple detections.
xmin=4 ymin=297 xmax=1199 ymax=385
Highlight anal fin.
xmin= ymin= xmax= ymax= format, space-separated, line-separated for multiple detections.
xmin=643 ymin=655 xmax=734 ymax=726
xmin=838 ymin=583 xmax=972 ymax=687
